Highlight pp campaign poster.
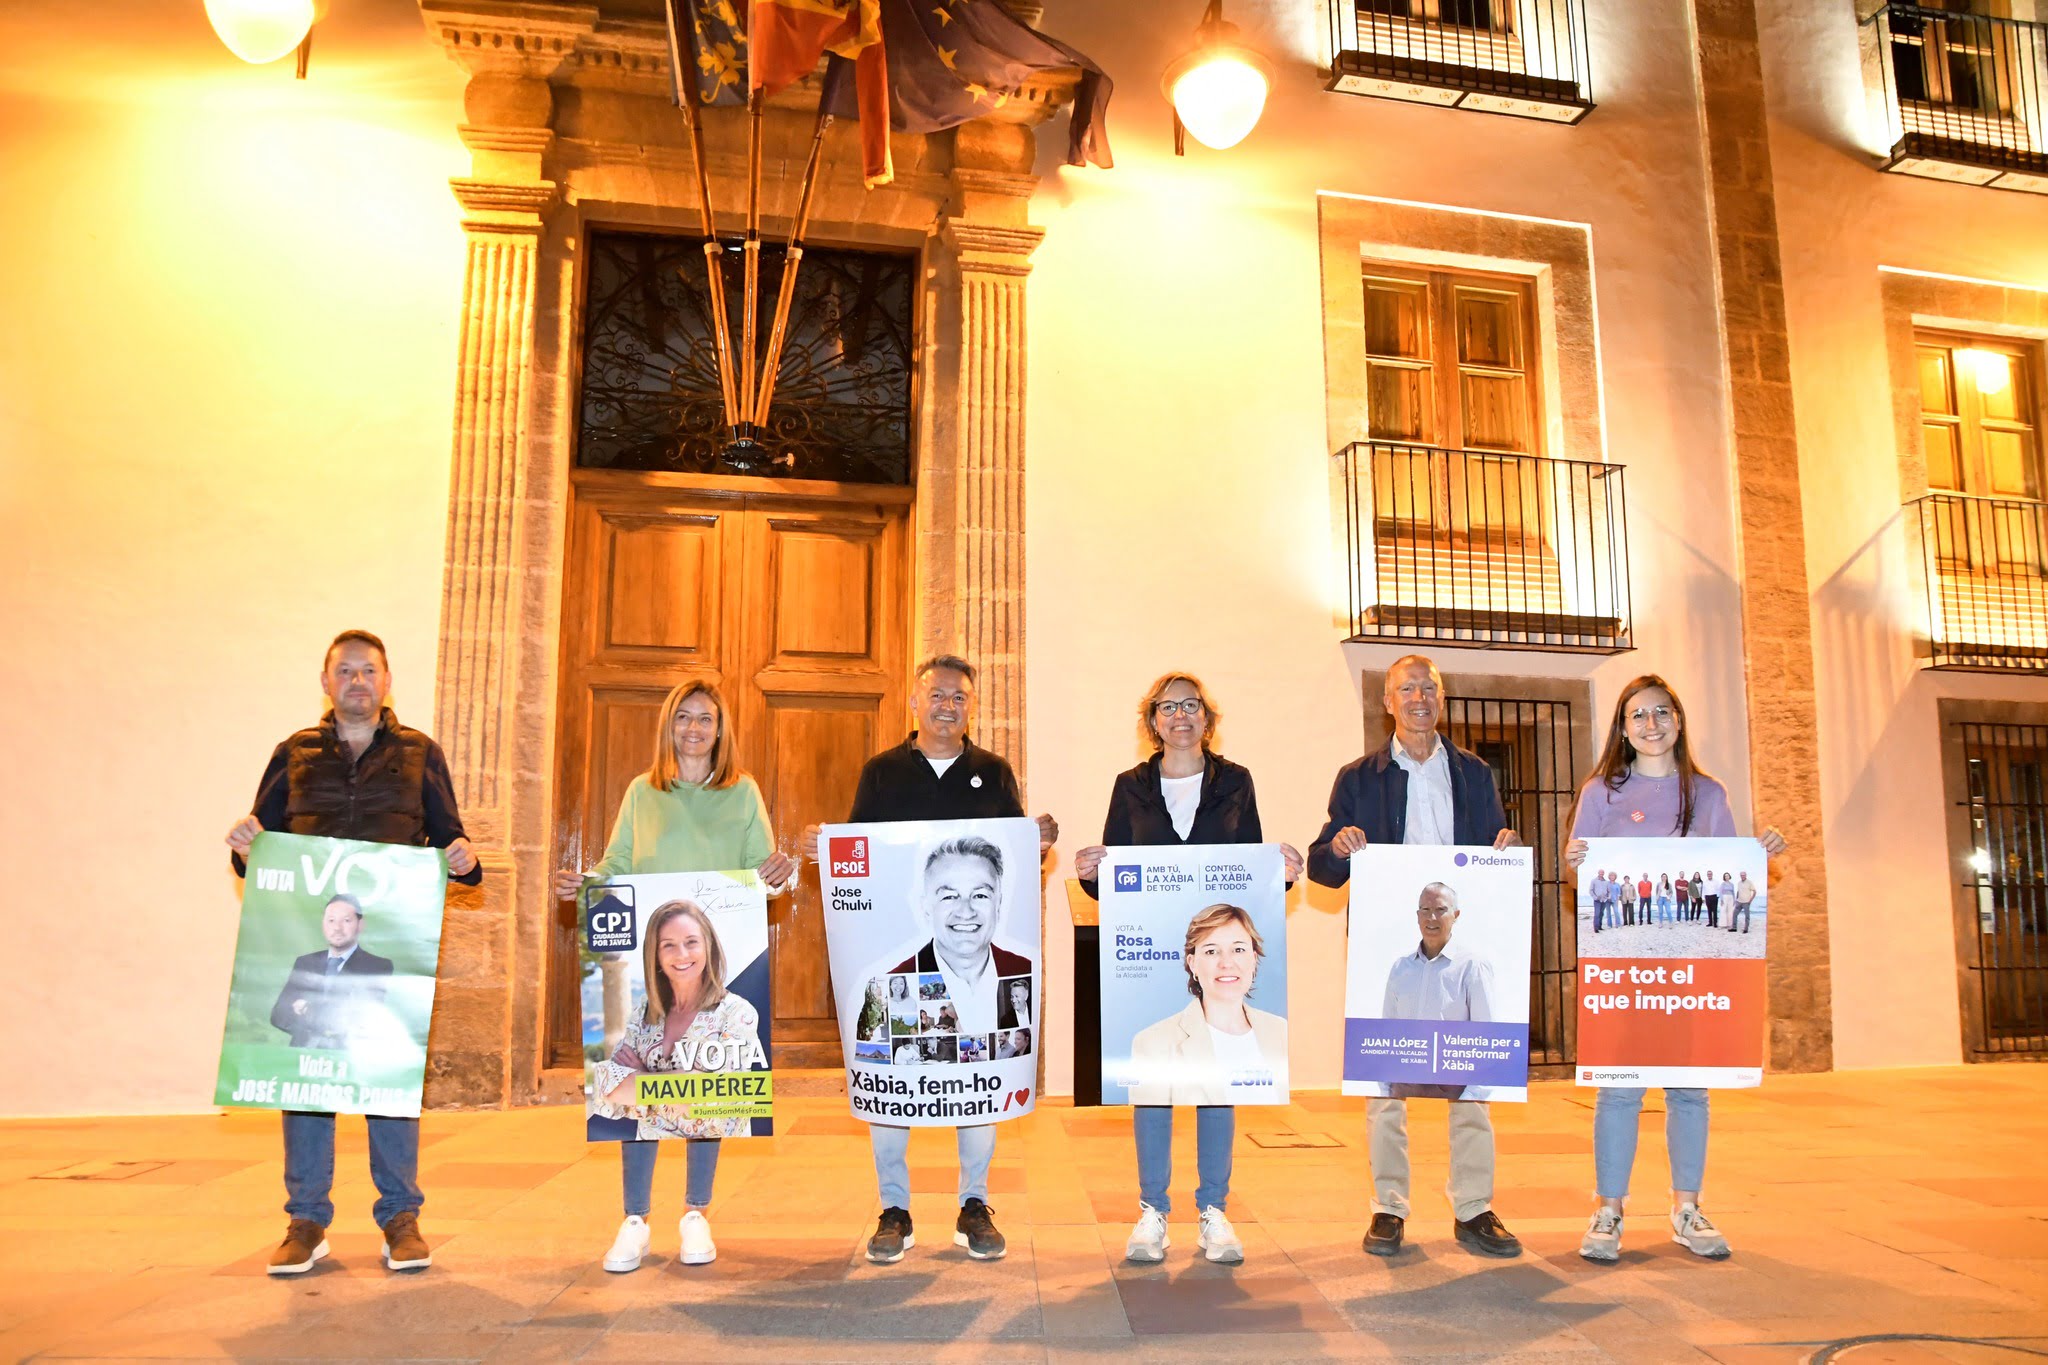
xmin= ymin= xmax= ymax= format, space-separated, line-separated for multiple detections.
xmin=821 ymin=818 xmax=1042 ymax=1127
xmin=579 ymin=871 xmax=774 ymax=1140
xmin=214 ymin=833 xmax=447 ymax=1118
xmin=1575 ymin=837 xmax=1768 ymax=1088
xmin=1097 ymin=845 xmax=1289 ymax=1105
xmin=1341 ymin=845 xmax=1534 ymax=1102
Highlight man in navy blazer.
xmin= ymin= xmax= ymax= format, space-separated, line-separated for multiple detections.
xmin=270 ymin=894 xmax=393 ymax=1050
xmin=1308 ymin=655 xmax=1524 ymax=1262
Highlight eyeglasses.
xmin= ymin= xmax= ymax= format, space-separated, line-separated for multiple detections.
xmin=1417 ymin=907 xmax=1455 ymax=920
xmin=674 ymin=713 xmax=719 ymax=731
xmin=1154 ymin=698 xmax=1205 ymax=718
xmin=1626 ymin=705 xmax=1675 ymax=727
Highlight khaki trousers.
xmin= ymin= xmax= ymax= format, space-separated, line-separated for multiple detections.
xmin=1368 ymin=1095 xmax=1494 ymax=1222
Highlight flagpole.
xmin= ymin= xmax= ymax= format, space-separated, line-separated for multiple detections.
xmin=742 ymin=88 xmax=766 ymax=443
xmin=668 ymin=3 xmax=740 ymax=426
xmin=755 ymin=55 xmax=844 ymax=426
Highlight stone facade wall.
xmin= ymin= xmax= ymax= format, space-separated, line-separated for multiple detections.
xmin=1691 ymin=0 xmax=1834 ymax=1072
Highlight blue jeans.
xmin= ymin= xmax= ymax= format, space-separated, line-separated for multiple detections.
xmin=869 ymin=1123 xmax=996 ymax=1209
xmin=282 ymin=1112 xmax=421 ymax=1227
xmin=1656 ymin=894 xmax=1673 ymax=922
xmin=1594 ymin=1087 xmax=1709 ymax=1200
xmin=621 ymin=1138 xmax=719 ymax=1213
xmin=1134 ymin=1105 xmax=1234 ymax=1213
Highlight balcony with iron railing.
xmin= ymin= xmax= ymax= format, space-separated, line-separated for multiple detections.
xmin=1325 ymin=0 xmax=1593 ymax=123
xmin=1913 ymin=492 xmax=2048 ymax=669
xmin=1337 ymin=441 xmax=1630 ymax=652
xmin=1863 ymin=3 xmax=2048 ymax=194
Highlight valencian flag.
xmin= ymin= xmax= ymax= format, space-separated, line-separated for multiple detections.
xmin=667 ymin=0 xmax=1112 ymax=186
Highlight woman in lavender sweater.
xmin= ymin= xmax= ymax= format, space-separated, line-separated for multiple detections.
xmin=1563 ymin=674 xmax=1785 ymax=1264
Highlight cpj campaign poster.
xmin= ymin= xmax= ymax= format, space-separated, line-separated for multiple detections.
xmin=1342 ymin=845 xmax=1534 ymax=1102
xmin=215 ymin=833 xmax=447 ymax=1117
xmin=1575 ymin=837 xmax=1768 ymax=1088
xmin=821 ymin=818 xmax=1042 ymax=1127
xmin=1097 ymin=845 xmax=1288 ymax=1105
xmin=580 ymin=871 xmax=774 ymax=1140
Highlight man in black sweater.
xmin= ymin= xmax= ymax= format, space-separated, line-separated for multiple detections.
xmin=803 ymin=654 xmax=1056 ymax=1266
xmin=225 ymin=630 xmax=481 ymax=1278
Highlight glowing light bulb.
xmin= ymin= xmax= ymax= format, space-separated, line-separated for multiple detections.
xmin=205 ymin=0 xmax=316 ymax=66
xmin=1170 ymin=52 xmax=1271 ymax=151
xmin=1162 ymin=9 xmax=1273 ymax=154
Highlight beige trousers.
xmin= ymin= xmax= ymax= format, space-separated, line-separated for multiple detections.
xmin=1368 ymin=1095 xmax=1495 ymax=1222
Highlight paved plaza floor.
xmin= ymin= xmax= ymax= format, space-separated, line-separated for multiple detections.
xmin=3 ymin=1066 xmax=2045 ymax=1363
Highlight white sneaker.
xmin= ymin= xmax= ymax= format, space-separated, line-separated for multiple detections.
xmin=1124 ymin=1204 xmax=1169 ymax=1263
xmin=679 ymin=1210 xmax=717 ymax=1265
xmin=603 ymin=1215 xmax=650 ymax=1273
xmin=1197 ymin=1206 xmax=1243 ymax=1264
xmin=1579 ymin=1207 xmax=1622 ymax=1263
xmin=1670 ymin=1204 xmax=1730 ymax=1260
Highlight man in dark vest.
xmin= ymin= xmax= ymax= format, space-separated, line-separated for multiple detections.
xmin=802 ymin=654 xmax=1057 ymax=1266
xmin=225 ymin=629 xmax=481 ymax=1276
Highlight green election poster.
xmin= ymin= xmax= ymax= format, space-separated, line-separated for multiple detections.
xmin=214 ymin=832 xmax=449 ymax=1117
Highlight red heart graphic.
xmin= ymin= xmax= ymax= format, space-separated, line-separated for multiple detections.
xmin=1007 ymin=1087 xmax=1031 ymax=1110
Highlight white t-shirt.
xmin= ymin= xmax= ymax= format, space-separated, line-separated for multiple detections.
xmin=1160 ymin=772 xmax=1203 ymax=840
xmin=925 ymin=754 xmax=959 ymax=780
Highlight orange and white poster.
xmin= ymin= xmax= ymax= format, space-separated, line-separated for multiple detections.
xmin=1574 ymin=838 xmax=1768 ymax=1088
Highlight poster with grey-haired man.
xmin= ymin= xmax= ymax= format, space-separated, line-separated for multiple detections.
xmin=820 ymin=817 xmax=1042 ymax=1127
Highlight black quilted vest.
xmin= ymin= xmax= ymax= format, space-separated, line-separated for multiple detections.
xmin=282 ymin=710 xmax=430 ymax=847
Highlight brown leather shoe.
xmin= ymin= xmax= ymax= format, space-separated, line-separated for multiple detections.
xmin=1362 ymin=1212 xmax=1404 ymax=1256
xmin=380 ymin=1211 xmax=432 ymax=1271
xmin=266 ymin=1219 xmax=328 ymax=1276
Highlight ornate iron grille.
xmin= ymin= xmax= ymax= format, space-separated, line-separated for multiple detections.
xmin=1957 ymin=722 xmax=2048 ymax=1057
xmin=1445 ymin=693 xmax=1582 ymax=1072
xmin=577 ymin=230 xmax=917 ymax=484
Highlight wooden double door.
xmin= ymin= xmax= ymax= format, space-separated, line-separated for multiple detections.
xmin=546 ymin=470 xmax=910 ymax=1069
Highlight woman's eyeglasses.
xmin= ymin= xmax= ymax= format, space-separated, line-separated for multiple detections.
xmin=1153 ymin=698 xmax=1205 ymax=718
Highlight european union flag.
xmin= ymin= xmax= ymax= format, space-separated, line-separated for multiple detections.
xmin=824 ymin=0 xmax=1113 ymax=169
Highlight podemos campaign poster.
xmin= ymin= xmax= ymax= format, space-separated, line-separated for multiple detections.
xmin=215 ymin=833 xmax=447 ymax=1117
xmin=580 ymin=871 xmax=774 ymax=1139
xmin=1097 ymin=845 xmax=1289 ymax=1105
xmin=1342 ymin=845 xmax=1534 ymax=1102
xmin=1575 ymin=837 xmax=1768 ymax=1088
xmin=821 ymin=818 xmax=1042 ymax=1127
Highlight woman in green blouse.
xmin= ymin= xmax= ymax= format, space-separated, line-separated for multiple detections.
xmin=553 ymin=680 xmax=796 ymax=1272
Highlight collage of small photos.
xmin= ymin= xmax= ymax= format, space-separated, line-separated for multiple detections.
xmin=851 ymin=971 xmax=1035 ymax=1067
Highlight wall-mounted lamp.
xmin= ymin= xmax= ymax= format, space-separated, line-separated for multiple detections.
xmin=205 ymin=0 xmax=318 ymax=78
xmin=1162 ymin=0 xmax=1273 ymax=155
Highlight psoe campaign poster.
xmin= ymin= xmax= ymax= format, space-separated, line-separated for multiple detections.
xmin=580 ymin=871 xmax=775 ymax=1140
xmin=1097 ymin=845 xmax=1288 ymax=1105
xmin=215 ymin=833 xmax=448 ymax=1118
xmin=1342 ymin=845 xmax=1534 ymax=1103
xmin=1575 ymin=836 xmax=1768 ymax=1089
xmin=821 ymin=818 xmax=1042 ymax=1127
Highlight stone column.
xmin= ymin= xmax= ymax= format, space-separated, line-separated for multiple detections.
xmin=933 ymin=125 xmax=1043 ymax=778
xmin=417 ymin=2 xmax=587 ymax=1104
xmin=1690 ymin=0 xmax=1833 ymax=1072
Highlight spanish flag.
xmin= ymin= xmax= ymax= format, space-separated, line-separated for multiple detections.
xmin=752 ymin=0 xmax=893 ymax=186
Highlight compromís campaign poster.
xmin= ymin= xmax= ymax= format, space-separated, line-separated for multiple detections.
xmin=1342 ymin=845 xmax=1534 ymax=1102
xmin=1097 ymin=845 xmax=1289 ymax=1105
xmin=580 ymin=870 xmax=775 ymax=1139
xmin=215 ymin=833 xmax=447 ymax=1117
xmin=821 ymin=818 xmax=1042 ymax=1127
xmin=1575 ymin=837 xmax=1768 ymax=1088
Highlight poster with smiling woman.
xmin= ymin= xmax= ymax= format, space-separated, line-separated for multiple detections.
xmin=579 ymin=870 xmax=774 ymax=1140
xmin=1097 ymin=845 xmax=1289 ymax=1105
xmin=820 ymin=818 xmax=1042 ymax=1127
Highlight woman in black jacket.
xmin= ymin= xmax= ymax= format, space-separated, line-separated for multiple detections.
xmin=1074 ymin=672 xmax=1302 ymax=1267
